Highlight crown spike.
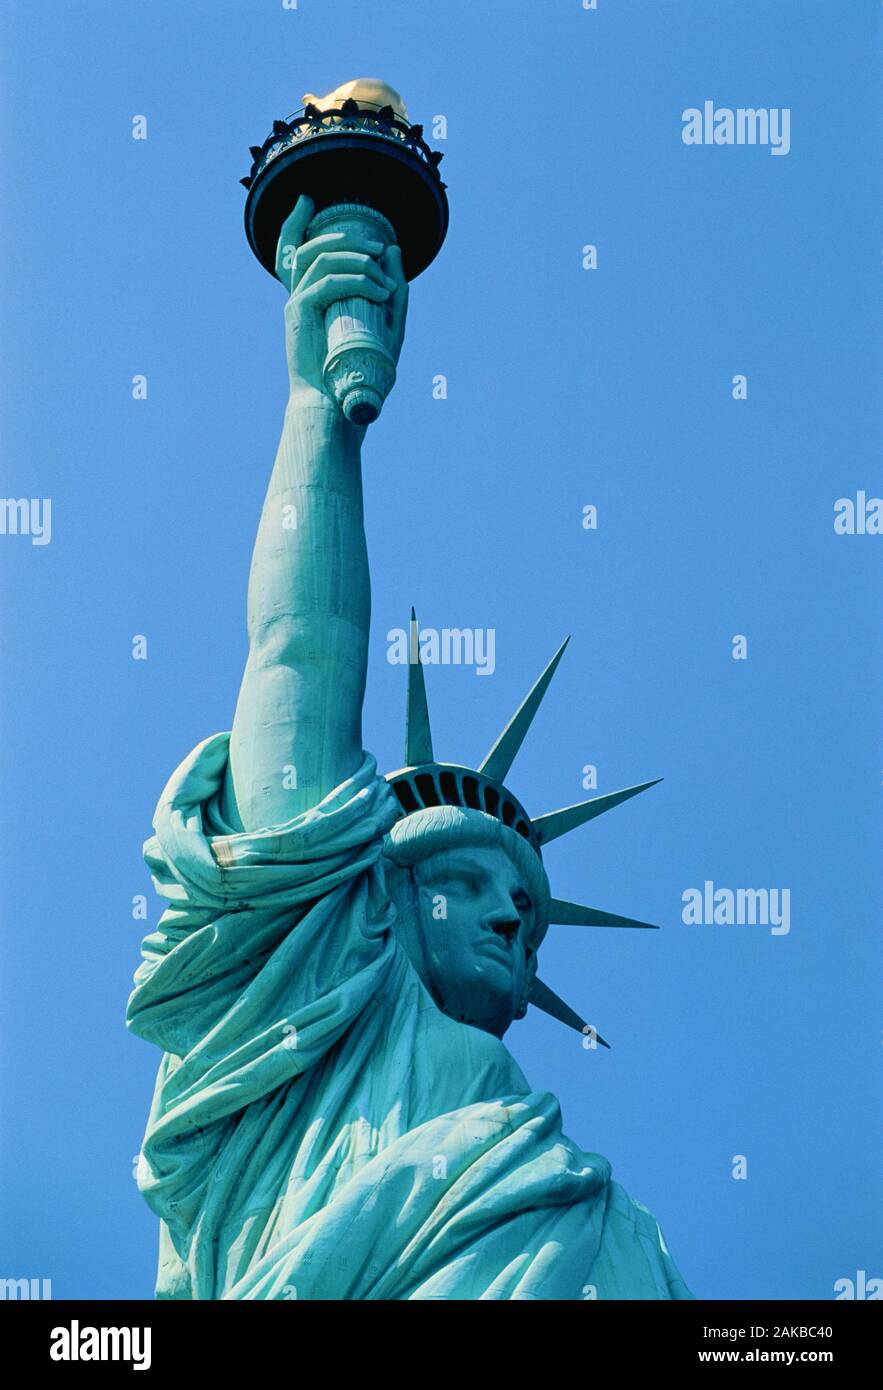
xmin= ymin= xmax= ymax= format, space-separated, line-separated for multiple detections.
xmin=405 ymin=608 xmax=434 ymax=765
xmin=532 ymin=778 xmax=661 ymax=846
xmin=549 ymin=898 xmax=659 ymax=930
xmin=528 ymin=977 xmax=610 ymax=1047
xmin=478 ymin=637 xmax=570 ymax=783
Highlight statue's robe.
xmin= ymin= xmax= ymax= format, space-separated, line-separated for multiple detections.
xmin=128 ymin=733 xmax=692 ymax=1300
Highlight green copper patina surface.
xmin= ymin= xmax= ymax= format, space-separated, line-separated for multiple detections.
xmin=128 ymin=91 xmax=692 ymax=1299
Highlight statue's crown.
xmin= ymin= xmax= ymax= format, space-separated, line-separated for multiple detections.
xmin=383 ymin=612 xmax=664 ymax=1045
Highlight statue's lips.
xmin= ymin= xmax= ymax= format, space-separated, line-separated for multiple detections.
xmin=475 ymin=939 xmax=517 ymax=970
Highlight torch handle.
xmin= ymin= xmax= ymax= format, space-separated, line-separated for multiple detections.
xmin=305 ymin=204 xmax=399 ymax=427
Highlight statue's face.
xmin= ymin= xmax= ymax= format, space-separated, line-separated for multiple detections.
xmin=403 ymin=844 xmax=538 ymax=1038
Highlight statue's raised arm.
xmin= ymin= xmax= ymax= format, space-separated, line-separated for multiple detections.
xmin=220 ymin=194 xmax=408 ymax=831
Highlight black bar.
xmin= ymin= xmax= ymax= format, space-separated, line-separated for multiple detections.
xmin=1 ymin=1298 xmax=876 ymax=1374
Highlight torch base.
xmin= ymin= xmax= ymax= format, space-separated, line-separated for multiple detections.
xmin=343 ymin=389 xmax=383 ymax=427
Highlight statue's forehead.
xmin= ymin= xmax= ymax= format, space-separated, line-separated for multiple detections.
xmin=417 ymin=843 xmax=528 ymax=883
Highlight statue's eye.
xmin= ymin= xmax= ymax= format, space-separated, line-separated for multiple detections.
xmin=513 ymin=889 xmax=533 ymax=915
xmin=437 ymin=874 xmax=472 ymax=891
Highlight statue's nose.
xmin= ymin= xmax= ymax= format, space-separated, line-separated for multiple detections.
xmin=488 ymin=916 xmax=520 ymax=943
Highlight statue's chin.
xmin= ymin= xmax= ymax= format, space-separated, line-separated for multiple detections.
xmin=431 ymin=977 xmax=515 ymax=1040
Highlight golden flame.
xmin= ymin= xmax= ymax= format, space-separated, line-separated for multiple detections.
xmin=302 ymin=78 xmax=410 ymax=123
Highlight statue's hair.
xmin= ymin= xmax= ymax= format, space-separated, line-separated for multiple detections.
xmin=383 ymin=804 xmax=552 ymax=946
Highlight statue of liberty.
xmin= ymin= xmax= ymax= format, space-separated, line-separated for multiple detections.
xmin=127 ymin=80 xmax=693 ymax=1301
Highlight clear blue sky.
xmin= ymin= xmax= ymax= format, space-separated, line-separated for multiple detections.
xmin=1 ymin=0 xmax=879 ymax=1300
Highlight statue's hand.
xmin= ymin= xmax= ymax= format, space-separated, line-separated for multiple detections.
xmin=277 ymin=194 xmax=409 ymax=413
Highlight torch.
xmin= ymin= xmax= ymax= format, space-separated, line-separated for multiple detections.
xmin=242 ymin=79 xmax=449 ymax=426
